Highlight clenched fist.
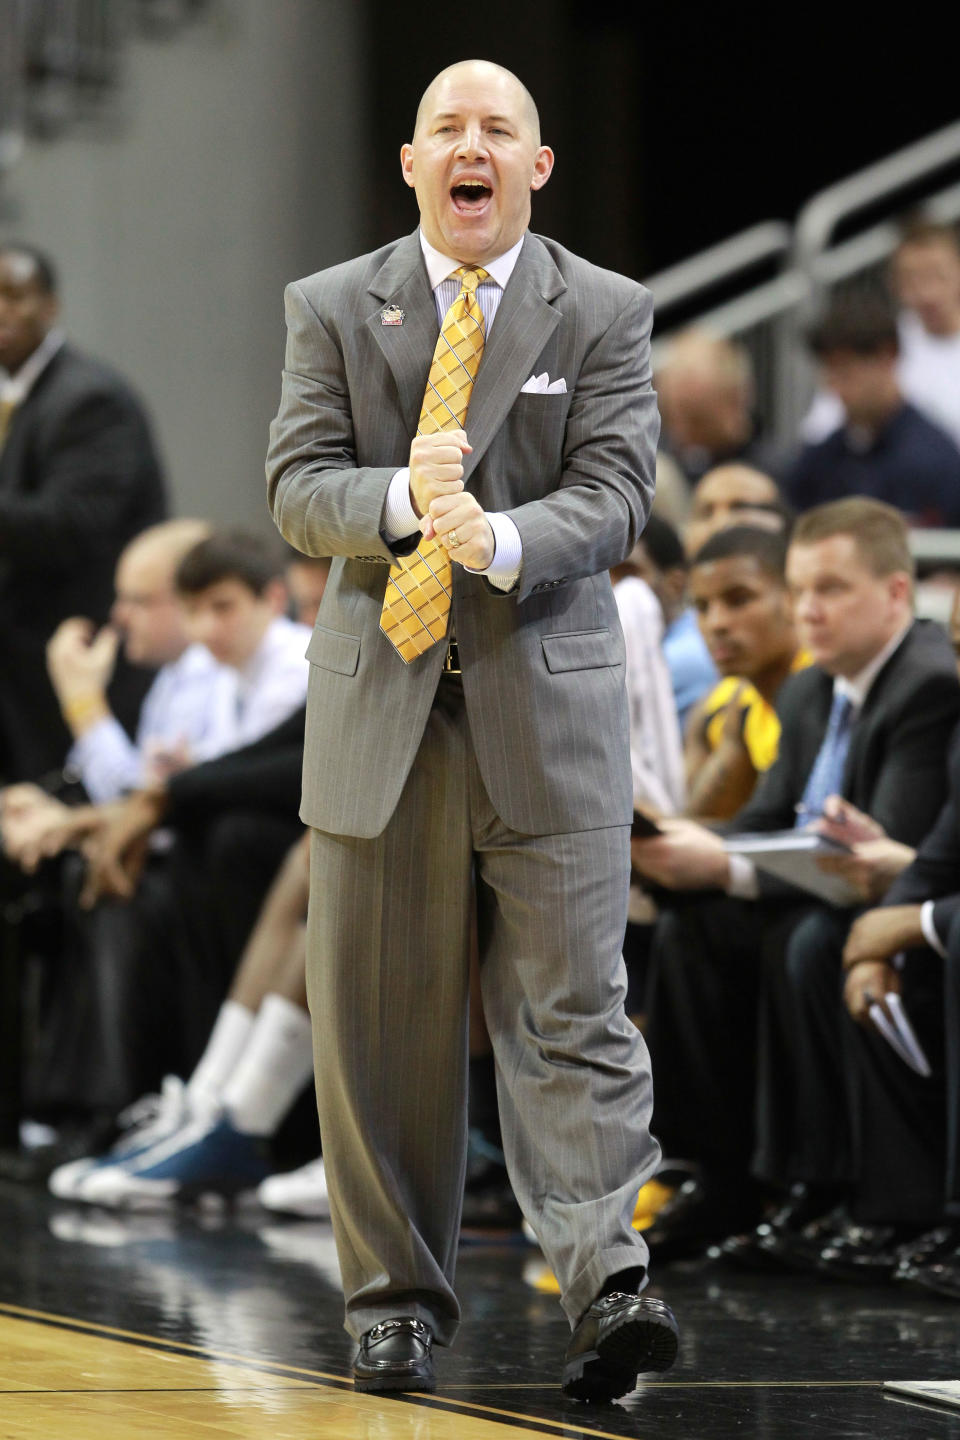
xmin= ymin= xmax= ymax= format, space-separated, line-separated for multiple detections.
xmin=409 ymin=429 xmax=494 ymax=572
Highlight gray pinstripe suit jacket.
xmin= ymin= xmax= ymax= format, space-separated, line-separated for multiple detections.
xmin=266 ymin=229 xmax=658 ymax=839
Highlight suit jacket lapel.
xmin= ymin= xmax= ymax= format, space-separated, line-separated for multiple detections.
xmin=365 ymin=231 xmax=437 ymax=437
xmin=461 ymin=234 xmax=565 ymax=482
xmin=364 ymin=230 xmax=565 ymax=471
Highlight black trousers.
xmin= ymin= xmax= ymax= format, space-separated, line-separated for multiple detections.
xmin=27 ymin=810 xmax=302 ymax=1119
xmin=644 ymin=892 xmax=816 ymax=1179
xmin=774 ymin=909 xmax=947 ymax=1224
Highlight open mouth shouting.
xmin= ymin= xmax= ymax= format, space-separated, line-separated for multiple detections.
xmin=450 ymin=178 xmax=493 ymax=215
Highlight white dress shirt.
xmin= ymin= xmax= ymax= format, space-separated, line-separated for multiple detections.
xmin=726 ymin=624 xmax=912 ymax=900
xmin=614 ymin=575 xmax=685 ymax=814
xmin=68 ymin=643 xmax=236 ymax=803
xmin=382 ymin=230 xmax=525 ymax=591
xmin=0 ymin=327 xmax=66 ymax=401
xmin=226 ymin=614 xmax=312 ymax=750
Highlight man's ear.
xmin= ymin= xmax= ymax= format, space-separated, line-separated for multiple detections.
xmin=530 ymin=146 xmax=554 ymax=192
xmin=889 ymin=571 xmax=912 ymax=606
xmin=400 ymin=143 xmax=416 ymax=190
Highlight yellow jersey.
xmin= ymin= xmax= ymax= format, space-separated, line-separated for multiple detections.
xmin=703 ymin=651 xmax=811 ymax=774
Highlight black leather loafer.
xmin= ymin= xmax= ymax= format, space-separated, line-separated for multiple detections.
xmin=817 ymin=1223 xmax=925 ymax=1282
xmin=354 ymin=1317 xmax=436 ymax=1393
xmin=562 ymin=1292 xmax=679 ymax=1403
xmin=893 ymin=1226 xmax=960 ymax=1284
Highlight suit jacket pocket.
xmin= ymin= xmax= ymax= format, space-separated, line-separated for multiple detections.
xmin=306 ymin=624 xmax=361 ymax=677
xmin=541 ymin=628 xmax=620 ymax=673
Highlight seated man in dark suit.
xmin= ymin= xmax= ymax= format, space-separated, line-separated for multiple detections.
xmin=0 ymin=243 xmax=167 ymax=781
xmin=758 ymin=722 xmax=960 ymax=1285
xmin=784 ymin=291 xmax=960 ymax=524
xmin=630 ymin=498 xmax=960 ymax=1257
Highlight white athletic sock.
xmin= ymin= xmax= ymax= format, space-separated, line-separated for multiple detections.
xmin=186 ymin=1000 xmax=255 ymax=1111
xmin=221 ymin=993 xmax=314 ymax=1137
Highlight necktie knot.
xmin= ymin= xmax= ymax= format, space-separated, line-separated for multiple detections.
xmin=454 ymin=266 xmax=488 ymax=296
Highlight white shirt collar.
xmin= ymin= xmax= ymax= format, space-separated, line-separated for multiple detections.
xmin=0 ymin=327 xmax=66 ymax=404
xmin=835 ymin=621 xmax=912 ymax=710
xmin=418 ymin=230 xmax=525 ymax=293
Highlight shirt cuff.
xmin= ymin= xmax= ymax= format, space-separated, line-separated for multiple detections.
xmin=382 ymin=468 xmax=420 ymax=542
xmin=725 ymin=853 xmax=760 ymax=899
xmin=466 ymin=511 xmax=522 ymax=592
xmin=920 ymin=899 xmax=948 ymax=957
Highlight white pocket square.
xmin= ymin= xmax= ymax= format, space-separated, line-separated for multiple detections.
xmin=520 ymin=373 xmax=567 ymax=394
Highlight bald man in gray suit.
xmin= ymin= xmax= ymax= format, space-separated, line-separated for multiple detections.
xmin=266 ymin=59 xmax=678 ymax=1401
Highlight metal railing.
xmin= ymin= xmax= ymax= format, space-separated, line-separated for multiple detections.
xmin=647 ymin=119 xmax=960 ymax=443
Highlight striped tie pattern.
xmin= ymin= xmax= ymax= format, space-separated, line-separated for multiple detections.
xmin=0 ymin=398 xmax=16 ymax=453
xmin=379 ymin=266 xmax=488 ymax=662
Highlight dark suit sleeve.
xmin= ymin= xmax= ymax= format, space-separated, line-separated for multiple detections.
xmin=886 ymin=801 xmax=959 ymax=908
xmin=884 ymin=724 xmax=960 ymax=938
xmin=0 ymin=384 xmax=162 ymax=569
xmin=165 ymin=707 xmax=305 ymax=826
xmin=862 ymin=670 xmax=960 ymax=845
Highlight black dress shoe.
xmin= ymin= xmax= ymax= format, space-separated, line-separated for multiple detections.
xmin=354 ymin=1318 xmax=436 ymax=1393
xmin=908 ymin=1245 xmax=960 ymax=1300
xmin=755 ymin=1206 xmax=851 ymax=1274
xmin=562 ymin=1292 xmax=678 ymax=1403
xmin=643 ymin=1177 xmax=763 ymax=1262
xmin=893 ymin=1226 xmax=960 ymax=1283
xmin=712 ymin=1184 xmax=847 ymax=1272
xmin=816 ymin=1222 xmax=927 ymax=1282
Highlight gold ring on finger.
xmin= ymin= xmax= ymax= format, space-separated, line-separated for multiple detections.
xmin=449 ymin=529 xmax=461 ymax=548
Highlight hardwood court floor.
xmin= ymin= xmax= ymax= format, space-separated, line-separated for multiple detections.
xmin=0 ymin=1181 xmax=959 ymax=1439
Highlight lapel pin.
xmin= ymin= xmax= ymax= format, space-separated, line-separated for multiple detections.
xmin=380 ymin=304 xmax=404 ymax=327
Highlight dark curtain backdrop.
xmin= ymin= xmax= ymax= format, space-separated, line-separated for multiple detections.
xmin=362 ymin=1 xmax=960 ymax=284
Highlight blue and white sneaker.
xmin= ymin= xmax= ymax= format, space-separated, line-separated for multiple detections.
xmin=80 ymin=1113 xmax=271 ymax=1210
xmin=48 ymin=1076 xmax=194 ymax=1202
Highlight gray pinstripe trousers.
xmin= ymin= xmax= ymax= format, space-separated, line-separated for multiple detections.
xmin=306 ymin=676 xmax=659 ymax=1344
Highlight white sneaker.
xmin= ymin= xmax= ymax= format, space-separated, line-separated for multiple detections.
xmin=49 ymin=1076 xmax=193 ymax=1201
xmin=257 ymin=1157 xmax=329 ymax=1218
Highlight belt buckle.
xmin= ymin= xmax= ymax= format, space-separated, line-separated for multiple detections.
xmin=442 ymin=639 xmax=461 ymax=674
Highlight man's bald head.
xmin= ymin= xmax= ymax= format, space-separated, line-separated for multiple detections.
xmin=401 ymin=57 xmax=553 ymax=268
xmin=113 ymin=520 xmax=213 ymax=666
xmin=122 ymin=518 xmax=212 ymax=577
xmin=684 ymin=464 xmax=787 ymax=559
xmin=414 ymin=60 xmax=540 ymax=145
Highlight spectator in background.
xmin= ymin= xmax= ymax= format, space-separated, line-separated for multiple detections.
xmin=0 ymin=519 xmax=235 ymax=868
xmin=628 ymin=514 xmax=717 ymax=732
xmin=174 ymin=529 xmax=311 ymax=751
xmin=892 ymin=220 xmax=960 ymax=452
xmin=0 ymin=243 xmax=167 ymax=781
xmin=683 ymin=463 xmax=792 ymax=560
xmin=48 ymin=520 xmax=234 ymax=799
xmin=656 ymin=330 xmax=783 ymax=488
xmin=610 ymin=552 xmax=685 ymax=817
xmin=786 ymin=292 xmax=960 ymax=524
xmin=631 ymin=499 xmax=960 ymax=1258
xmin=684 ymin=526 xmax=808 ymax=820
xmin=805 ymin=221 xmax=960 ymax=453
xmin=2 ymin=531 xmax=311 ymax=1134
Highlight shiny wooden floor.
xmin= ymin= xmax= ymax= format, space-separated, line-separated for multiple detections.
xmin=1 ymin=1183 xmax=960 ymax=1438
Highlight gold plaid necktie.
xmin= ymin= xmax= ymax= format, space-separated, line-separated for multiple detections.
xmin=0 ymin=398 xmax=16 ymax=453
xmin=379 ymin=266 xmax=489 ymax=662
